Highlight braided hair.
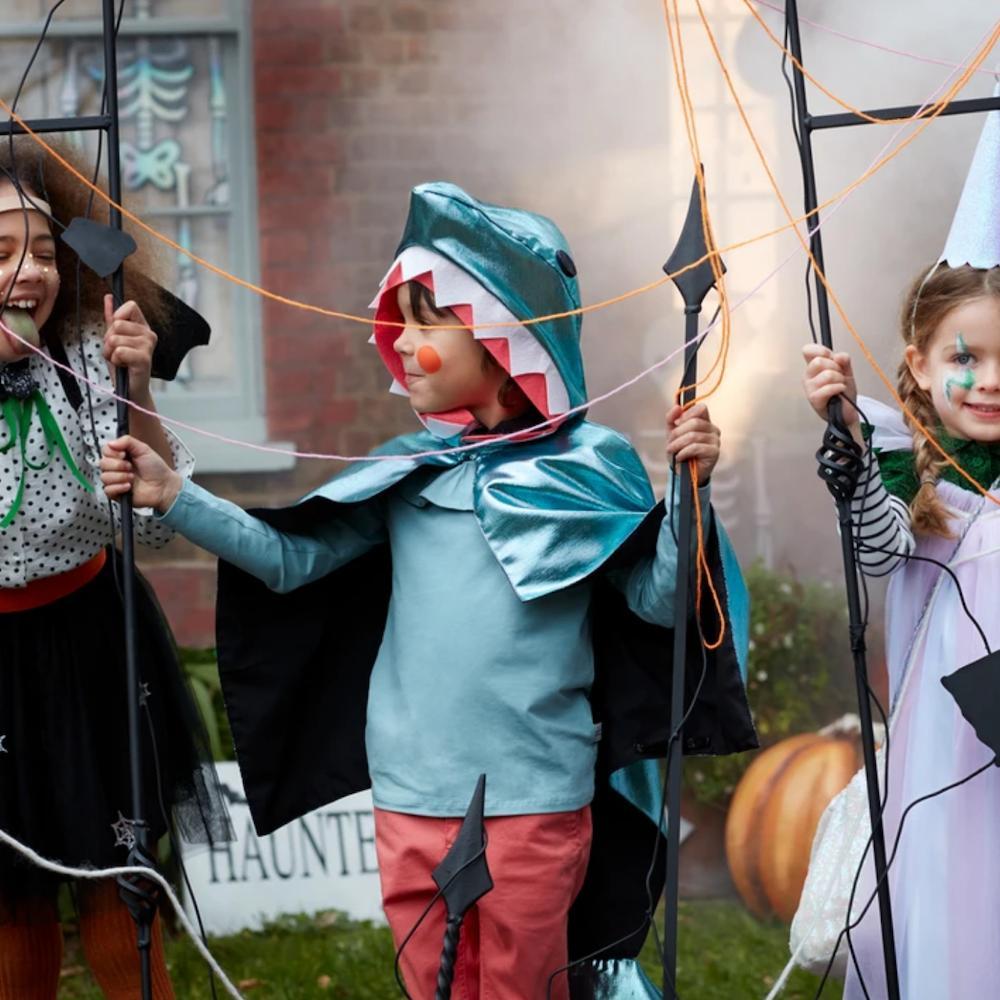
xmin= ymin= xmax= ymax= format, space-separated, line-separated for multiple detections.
xmin=898 ymin=263 xmax=1000 ymax=536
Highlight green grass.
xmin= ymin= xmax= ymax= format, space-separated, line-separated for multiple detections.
xmin=661 ymin=900 xmax=836 ymax=998
xmin=57 ymin=900 xmax=834 ymax=999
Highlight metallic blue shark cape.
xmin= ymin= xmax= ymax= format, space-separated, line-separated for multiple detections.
xmin=215 ymin=183 xmax=756 ymax=998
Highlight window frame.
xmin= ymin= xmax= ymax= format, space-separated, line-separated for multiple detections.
xmin=0 ymin=0 xmax=294 ymax=472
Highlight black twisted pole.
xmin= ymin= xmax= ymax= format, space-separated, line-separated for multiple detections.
xmin=434 ymin=916 xmax=463 ymax=1000
xmin=784 ymin=1 xmax=900 ymax=993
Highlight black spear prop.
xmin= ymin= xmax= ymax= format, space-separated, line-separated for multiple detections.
xmin=95 ymin=2 xmax=158 ymax=996
xmin=660 ymin=168 xmax=724 ymax=1000
xmin=783 ymin=2 xmax=903 ymax=994
xmin=58 ymin=3 xmax=158 ymax=996
xmin=432 ymin=774 xmax=493 ymax=1000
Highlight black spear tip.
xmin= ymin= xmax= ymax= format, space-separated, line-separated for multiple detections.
xmin=61 ymin=216 xmax=138 ymax=278
xmin=60 ymin=216 xmax=211 ymax=381
xmin=941 ymin=650 xmax=1000 ymax=759
xmin=433 ymin=774 xmax=494 ymax=919
xmin=663 ymin=168 xmax=727 ymax=310
xmin=149 ymin=285 xmax=211 ymax=381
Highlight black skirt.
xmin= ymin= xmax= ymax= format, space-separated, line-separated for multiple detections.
xmin=0 ymin=550 xmax=230 ymax=899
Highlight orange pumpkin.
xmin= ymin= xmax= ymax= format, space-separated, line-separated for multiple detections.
xmin=724 ymin=724 xmax=862 ymax=922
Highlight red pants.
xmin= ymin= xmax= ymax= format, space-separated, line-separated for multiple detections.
xmin=375 ymin=806 xmax=593 ymax=1000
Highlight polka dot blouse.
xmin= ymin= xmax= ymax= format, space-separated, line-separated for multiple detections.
xmin=0 ymin=320 xmax=194 ymax=588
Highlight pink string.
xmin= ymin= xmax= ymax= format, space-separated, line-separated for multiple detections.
xmin=0 ymin=317 xmax=708 ymax=462
xmin=0 ymin=124 xmax=957 ymax=465
xmin=0 ymin=213 xmax=873 ymax=463
xmin=752 ymin=0 xmax=999 ymax=77
xmin=0 ymin=25 xmax=985 ymax=468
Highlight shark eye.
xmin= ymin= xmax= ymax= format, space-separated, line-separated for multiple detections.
xmin=556 ymin=249 xmax=577 ymax=277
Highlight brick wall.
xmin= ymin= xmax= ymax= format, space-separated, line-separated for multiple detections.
xmin=139 ymin=1 xmax=725 ymax=646
xmin=142 ymin=1 xmax=556 ymax=645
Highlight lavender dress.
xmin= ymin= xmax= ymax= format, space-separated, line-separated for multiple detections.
xmin=844 ymin=465 xmax=1000 ymax=998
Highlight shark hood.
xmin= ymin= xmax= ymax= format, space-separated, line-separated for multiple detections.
xmin=369 ymin=182 xmax=587 ymax=438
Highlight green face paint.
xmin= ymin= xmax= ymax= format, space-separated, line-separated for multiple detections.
xmin=943 ymin=333 xmax=975 ymax=406
xmin=944 ymin=368 xmax=975 ymax=405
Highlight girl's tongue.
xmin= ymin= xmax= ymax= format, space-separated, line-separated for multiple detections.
xmin=1 ymin=306 xmax=40 ymax=357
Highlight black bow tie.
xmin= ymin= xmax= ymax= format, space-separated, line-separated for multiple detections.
xmin=0 ymin=360 xmax=39 ymax=402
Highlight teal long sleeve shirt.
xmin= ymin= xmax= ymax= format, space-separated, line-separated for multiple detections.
xmin=161 ymin=463 xmax=710 ymax=817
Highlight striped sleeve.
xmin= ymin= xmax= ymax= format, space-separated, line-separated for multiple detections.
xmin=849 ymin=447 xmax=915 ymax=577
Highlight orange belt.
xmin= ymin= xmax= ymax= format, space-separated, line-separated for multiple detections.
xmin=0 ymin=549 xmax=107 ymax=613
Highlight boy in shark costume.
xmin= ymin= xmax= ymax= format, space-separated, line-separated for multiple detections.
xmin=103 ymin=183 xmax=756 ymax=998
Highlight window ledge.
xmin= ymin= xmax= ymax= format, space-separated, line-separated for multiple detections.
xmin=167 ymin=416 xmax=297 ymax=474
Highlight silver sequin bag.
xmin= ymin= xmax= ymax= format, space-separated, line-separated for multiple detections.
xmin=788 ymin=745 xmax=884 ymax=978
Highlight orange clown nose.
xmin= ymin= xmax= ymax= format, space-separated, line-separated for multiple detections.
xmin=416 ymin=345 xmax=442 ymax=373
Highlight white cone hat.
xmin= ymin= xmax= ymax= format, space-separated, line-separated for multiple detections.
xmin=940 ymin=81 xmax=1000 ymax=270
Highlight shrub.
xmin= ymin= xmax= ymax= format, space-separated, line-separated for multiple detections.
xmin=179 ymin=647 xmax=235 ymax=762
xmin=685 ymin=562 xmax=857 ymax=807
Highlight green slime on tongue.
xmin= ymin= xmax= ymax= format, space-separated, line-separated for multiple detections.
xmin=1 ymin=307 xmax=40 ymax=350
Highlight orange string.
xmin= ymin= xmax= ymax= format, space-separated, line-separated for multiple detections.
xmin=694 ymin=0 xmax=1000 ymax=507
xmin=667 ymin=10 xmax=999 ymax=318
xmin=742 ymin=2 xmax=1000 ymax=127
xmin=662 ymin=0 xmax=732 ymax=406
xmin=655 ymin=6 xmax=1000 ymax=651
xmin=691 ymin=461 xmax=725 ymax=650
xmin=660 ymin=0 xmax=729 ymax=647
xmin=1 ymin=10 xmax=988 ymax=652
xmin=0 ymin=41 xmax=993 ymax=336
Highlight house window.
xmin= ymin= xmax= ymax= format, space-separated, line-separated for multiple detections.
xmin=0 ymin=0 xmax=293 ymax=471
